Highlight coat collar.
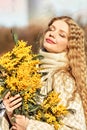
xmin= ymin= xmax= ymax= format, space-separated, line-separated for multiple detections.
xmin=39 ymin=49 xmax=69 ymax=73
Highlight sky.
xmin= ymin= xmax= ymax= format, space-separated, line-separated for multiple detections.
xmin=32 ymin=0 xmax=87 ymax=17
xmin=0 ymin=0 xmax=87 ymax=27
xmin=0 ymin=0 xmax=29 ymax=27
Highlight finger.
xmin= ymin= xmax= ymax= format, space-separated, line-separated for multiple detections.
xmin=14 ymin=114 xmax=25 ymax=118
xmin=11 ymin=102 xmax=22 ymax=110
xmin=6 ymin=102 xmax=22 ymax=112
xmin=3 ymin=98 xmax=10 ymax=108
xmin=11 ymin=125 xmax=17 ymax=130
xmin=10 ymin=97 xmax=22 ymax=107
xmin=4 ymin=91 xmax=10 ymax=99
xmin=14 ymin=94 xmax=21 ymax=99
xmin=9 ymin=94 xmax=21 ymax=103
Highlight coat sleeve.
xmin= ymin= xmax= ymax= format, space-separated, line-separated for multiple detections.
xmin=1 ymin=116 xmax=55 ymax=130
xmin=26 ymin=119 xmax=54 ymax=130
xmin=53 ymin=72 xmax=86 ymax=130
xmin=1 ymin=116 xmax=10 ymax=130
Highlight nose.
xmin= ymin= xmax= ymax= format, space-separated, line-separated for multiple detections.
xmin=49 ymin=31 xmax=57 ymax=38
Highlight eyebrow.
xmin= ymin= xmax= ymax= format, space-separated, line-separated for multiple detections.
xmin=49 ymin=25 xmax=55 ymax=29
xmin=50 ymin=25 xmax=68 ymax=36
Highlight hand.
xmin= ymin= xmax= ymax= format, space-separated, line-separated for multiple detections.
xmin=3 ymin=92 xmax=22 ymax=117
xmin=11 ymin=115 xmax=29 ymax=130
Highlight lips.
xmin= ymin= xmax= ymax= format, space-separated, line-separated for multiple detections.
xmin=46 ymin=38 xmax=55 ymax=44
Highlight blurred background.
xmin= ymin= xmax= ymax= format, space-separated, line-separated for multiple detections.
xmin=0 ymin=0 xmax=87 ymax=55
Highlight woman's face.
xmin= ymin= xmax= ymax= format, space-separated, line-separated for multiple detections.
xmin=43 ymin=20 xmax=69 ymax=53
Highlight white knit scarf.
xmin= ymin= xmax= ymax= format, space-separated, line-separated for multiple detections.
xmin=39 ymin=49 xmax=69 ymax=95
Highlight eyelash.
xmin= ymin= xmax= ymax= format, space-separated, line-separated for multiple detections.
xmin=59 ymin=34 xmax=66 ymax=38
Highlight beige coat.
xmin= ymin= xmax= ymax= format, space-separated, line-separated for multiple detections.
xmin=1 ymin=50 xmax=86 ymax=130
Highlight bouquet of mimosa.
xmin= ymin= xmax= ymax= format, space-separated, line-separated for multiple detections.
xmin=0 ymin=33 xmax=72 ymax=130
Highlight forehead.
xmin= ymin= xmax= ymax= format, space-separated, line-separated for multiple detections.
xmin=51 ymin=20 xmax=69 ymax=33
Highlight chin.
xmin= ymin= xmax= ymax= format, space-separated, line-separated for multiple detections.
xmin=45 ymin=48 xmax=54 ymax=53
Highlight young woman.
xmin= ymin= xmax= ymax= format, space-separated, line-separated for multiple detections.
xmin=2 ymin=16 xmax=87 ymax=130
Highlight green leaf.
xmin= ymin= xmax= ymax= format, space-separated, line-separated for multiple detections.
xmin=67 ymin=108 xmax=76 ymax=114
xmin=0 ymin=80 xmax=5 ymax=86
xmin=22 ymin=101 xmax=25 ymax=115
xmin=32 ymin=55 xmax=44 ymax=60
xmin=1 ymin=89 xmax=10 ymax=98
xmin=29 ymin=105 xmax=40 ymax=113
xmin=0 ymin=65 xmax=6 ymax=71
xmin=28 ymin=99 xmax=36 ymax=105
xmin=14 ymin=108 xmax=21 ymax=115
xmin=11 ymin=116 xmax=16 ymax=123
xmin=11 ymin=29 xmax=18 ymax=45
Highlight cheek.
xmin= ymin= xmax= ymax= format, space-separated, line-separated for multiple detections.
xmin=64 ymin=40 xmax=68 ymax=47
xmin=56 ymin=38 xmax=68 ymax=46
xmin=43 ymin=35 xmax=46 ymax=43
xmin=43 ymin=33 xmax=49 ymax=44
xmin=44 ymin=31 xmax=50 ymax=38
xmin=56 ymin=39 xmax=68 ymax=50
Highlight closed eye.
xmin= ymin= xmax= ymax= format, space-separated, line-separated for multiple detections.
xmin=59 ymin=34 xmax=66 ymax=38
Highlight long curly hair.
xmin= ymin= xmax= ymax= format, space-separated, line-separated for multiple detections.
xmin=47 ymin=16 xmax=87 ymax=126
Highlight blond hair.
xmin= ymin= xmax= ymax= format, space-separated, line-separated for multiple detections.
xmin=48 ymin=16 xmax=87 ymax=126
